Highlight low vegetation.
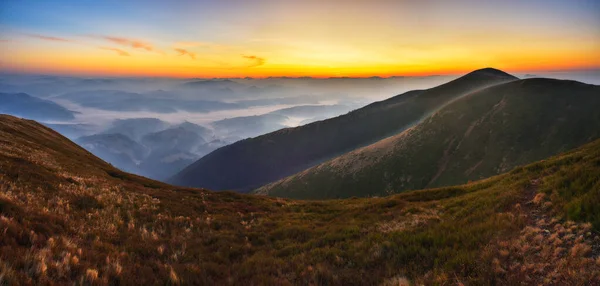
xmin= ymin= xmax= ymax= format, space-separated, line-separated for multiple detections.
xmin=260 ymin=78 xmax=600 ymax=199
xmin=1 ymin=114 xmax=599 ymax=285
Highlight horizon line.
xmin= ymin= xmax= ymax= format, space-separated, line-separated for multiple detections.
xmin=1 ymin=67 xmax=599 ymax=80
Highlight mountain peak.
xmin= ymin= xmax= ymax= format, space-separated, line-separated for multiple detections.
xmin=465 ymin=67 xmax=518 ymax=79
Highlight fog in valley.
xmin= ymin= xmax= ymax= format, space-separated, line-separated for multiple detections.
xmin=1 ymin=69 xmax=598 ymax=181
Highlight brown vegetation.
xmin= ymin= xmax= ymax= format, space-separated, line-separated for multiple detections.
xmin=1 ymin=114 xmax=599 ymax=285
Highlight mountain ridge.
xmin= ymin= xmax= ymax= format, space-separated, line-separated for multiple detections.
xmin=258 ymin=77 xmax=600 ymax=199
xmin=0 ymin=92 xmax=76 ymax=121
xmin=170 ymin=68 xmax=517 ymax=191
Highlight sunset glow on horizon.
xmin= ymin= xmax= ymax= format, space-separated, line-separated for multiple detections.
xmin=1 ymin=0 xmax=599 ymax=78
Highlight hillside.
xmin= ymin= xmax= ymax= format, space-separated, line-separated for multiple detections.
xmin=171 ymin=68 xmax=517 ymax=192
xmin=259 ymin=78 xmax=600 ymax=199
xmin=1 ymin=114 xmax=599 ymax=284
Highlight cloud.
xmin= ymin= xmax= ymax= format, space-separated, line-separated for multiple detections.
xmin=175 ymin=48 xmax=196 ymax=59
xmin=242 ymin=55 xmax=266 ymax=67
xmin=101 ymin=36 xmax=157 ymax=52
xmin=175 ymin=41 xmax=235 ymax=52
xmin=100 ymin=47 xmax=131 ymax=56
xmin=26 ymin=34 xmax=71 ymax=42
xmin=174 ymin=41 xmax=206 ymax=48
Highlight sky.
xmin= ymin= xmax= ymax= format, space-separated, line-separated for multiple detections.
xmin=1 ymin=0 xmax=599 ymax=78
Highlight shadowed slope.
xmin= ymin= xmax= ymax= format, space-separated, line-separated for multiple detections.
xmin=171 ymin=68 xmax=517 ymax=192
xmin=259 ymin=78 xmax=600 ymax=199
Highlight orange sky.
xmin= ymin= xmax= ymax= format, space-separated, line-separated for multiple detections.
xmin=1 ymin=0 xmax=599 ymax=78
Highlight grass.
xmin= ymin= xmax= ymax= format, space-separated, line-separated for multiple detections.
xmin=260 ymin=78 xmax=600 ymax=200
xmin=0 ymin=114 xmax=599 ymax=285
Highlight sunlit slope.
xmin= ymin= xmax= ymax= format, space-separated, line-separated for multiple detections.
xmin=171 ymin=68 xmax=517 ymax=192
xmin=1 ymin=114 xmax=599 ymax=284
xmin=259 ymin=78 xmax=600 ymax=199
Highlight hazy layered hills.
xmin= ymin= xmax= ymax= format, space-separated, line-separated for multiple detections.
xmin=259 ymin=78 xmax=600 ymax=199
xmin=1 ymin=114 xmax=599 ymax=284
xmin=53 ymin=90 xmax=241 ymax=113
xmin=76 ymin=133 xmax=148 ymax=174
xmin=77 ymin=120 xmax=225 ymax=180
xmin=269 ymin=104 xmax=354 ymax=118
xmin=171 ymin=68 xmax=517 ymax=191
xmin=0 ymin=92 xmax=76 ymax=121
xmin=211 ymin=113 xmax=289 ymax=139
xmin=102 ymin=118 xmax=170 ymax=141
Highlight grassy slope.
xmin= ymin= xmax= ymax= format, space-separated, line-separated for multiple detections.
xmin=1 ymin=114 xmax=599 ymax=285
xmin=171 ymin=68 xmax=517 ymax=192
xmin=260 ymin=78 xmax=600 ymax=200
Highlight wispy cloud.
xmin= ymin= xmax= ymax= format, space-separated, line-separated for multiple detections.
xmin=100 ymin=47 xmax=131 ymax=56
xmin=174 ymin=41 xmax=206 ymax=48
xmin=100 ymin=36 xmax=157 ymax=52
xmin=242 ymin=55 xmax=266 ymax=67
xmin=175 ymin=41 xmax=235 ymax=52
xmin=26 ymin=34 xmax=71 ymax=42
xmin=175 ymin=48 xmax=196 ymax=59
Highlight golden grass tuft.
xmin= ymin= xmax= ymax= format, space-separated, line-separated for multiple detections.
xmin=85 ymin=268 xmax=99 ymax=282
xmin=169 ymin=266 xmax=180 ymax=285
xmin=532 ymin=193 xmax=546 ymax=205
xmin=380 ymin=276 xmax=411 ymax=286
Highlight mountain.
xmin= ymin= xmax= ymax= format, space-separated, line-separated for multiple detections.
xmin=137 ymin=126 xmax=207 ymax=180
xmin=141 ymin=127 xmax=206 ymax=153
xmin=1 ymin=114 xmax=599 ymax=284
xmin=0 ymin=92 xmax=76 ymax=121
xmin=79 ymin=120 xmax=216 ymax=181
xmin=138 ymin=149 xmax=200 ymax=180
xmin=76 ymin=133 xmax=147 ymax=174
xmin=269 ymin=104 xmax=355 ymax=123
xmin=170 ymin=68 xmax=517 ymax=191
xmin=54 ymin=90 xmax=241 ymax=113
xmin=44 ymin=123 xmax=98 ymax=139
xmin=102 ymin=118 xmax=170 ymax=141
xmin=258 ymin=78 xmax=600 ymax=199
xmin=211 ymin=113 xmax=290 ymax=139
xmin=175 ymin=121 xmax=213 ymax=141
xmin=180 ymin=79 xmax=244 ymax=89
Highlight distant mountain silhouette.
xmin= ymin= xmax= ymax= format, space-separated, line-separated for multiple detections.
xmin=170 ymin=68 xmax=517 ymax=191
xmin=0 ymin=92 xmax=75 ymax=121
xmin=258 ymin=78 xmax=600 ymax=199
xmin=77 ymin=120 xmax=218 ymax=180
xmin=141 ymin=127 xmax=206 ymax=153
xmin=76 ymin=133 xmax=148 ymax=174
xmin=54 ymin=90 xmax=241 ymax=113
xmin=44 ymin=123 xmax=97 ymax=139
xmin=211 ymin=113 xmax=290 ymax=139
xmin=102 ymin=118 xmax=170 ymax=141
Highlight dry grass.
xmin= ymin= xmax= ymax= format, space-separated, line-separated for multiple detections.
xmin=377 ymin=206 xmax=440 ymax=233
xmin=1 ymin=114 xmax=600 ymax=285
xmin=483 ymin=196 xmax=600 ymax=285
